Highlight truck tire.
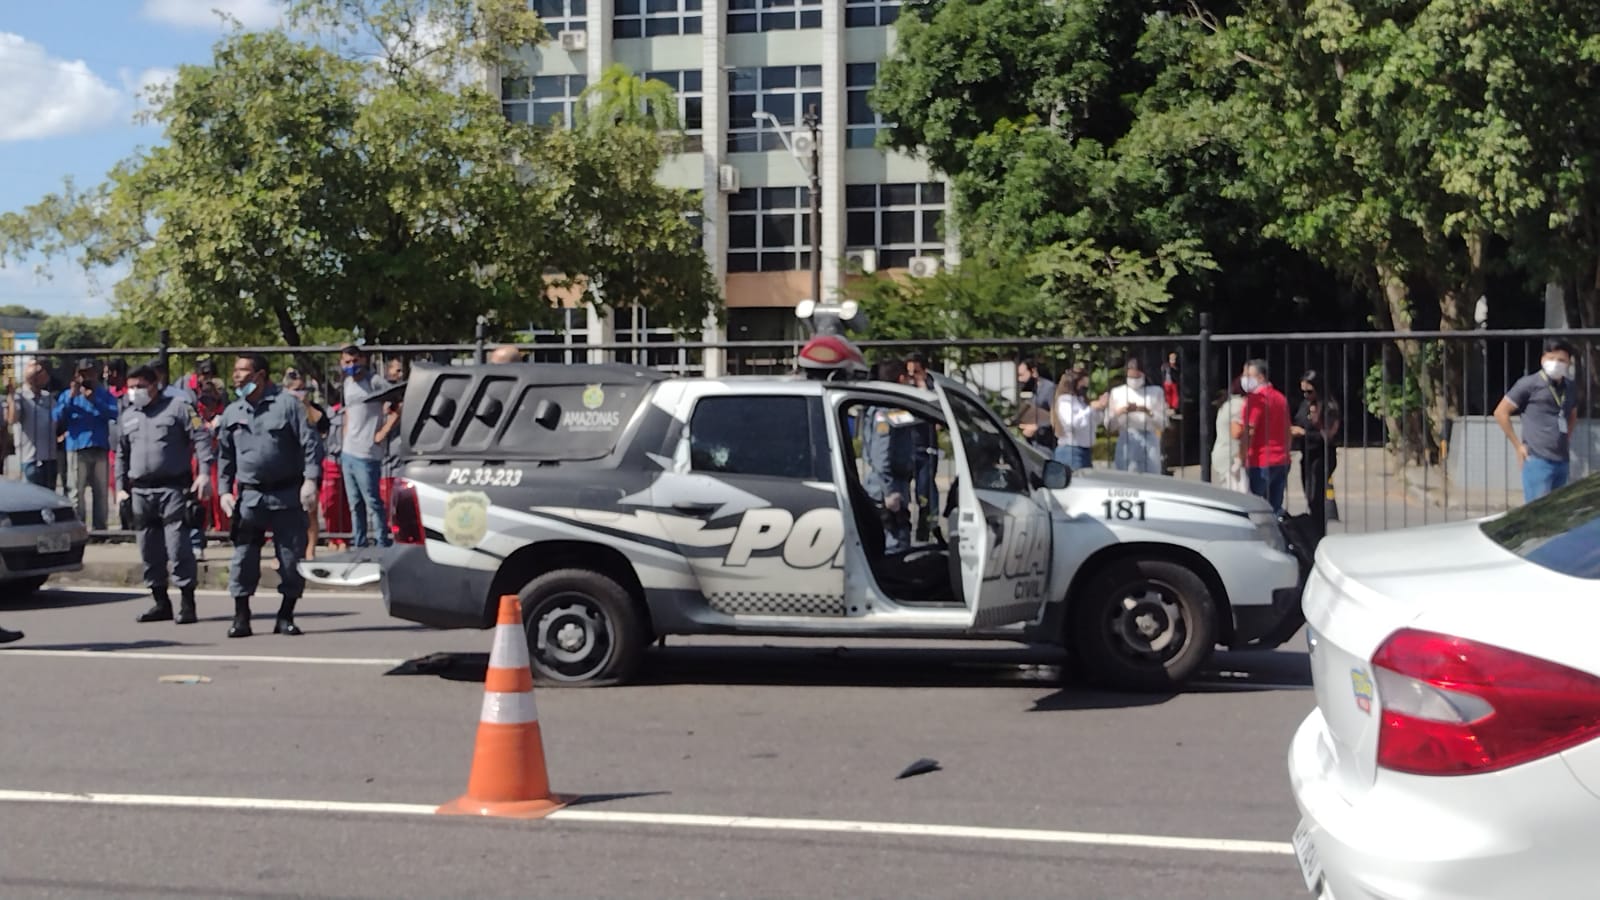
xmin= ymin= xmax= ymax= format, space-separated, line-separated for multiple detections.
xmin=518 ymin=568 xmax=646 ymax=687
xmin=1068 ymin=557 xmax=1217 ymax=691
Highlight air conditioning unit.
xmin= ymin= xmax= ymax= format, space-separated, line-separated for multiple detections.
xmin=906 ymin=255 xmax=941 ymax=278
xmin=846 ymin=249 xmax=878 ymax=274
xmin=559 ymin=30 xmax=588 ymax=51
xmin=790 ymin=132 xmax=816 ymax=160
xmin=717 ymin=164 xmax=740 ymax=193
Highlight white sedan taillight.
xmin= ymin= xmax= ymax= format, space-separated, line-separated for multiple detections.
xmin=1372 ymin=628 xmax=1600 ymax=776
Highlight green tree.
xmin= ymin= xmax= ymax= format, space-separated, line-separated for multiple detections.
xmin=0 ymin=0 xmax=717 ymax=347
xmin=870 ymin=0 xmax=1314 ymax=337
xmin=577 ymin=63 xmax=682 ymax=135
xmin=0 ymin=304 xmax=49 ymax=320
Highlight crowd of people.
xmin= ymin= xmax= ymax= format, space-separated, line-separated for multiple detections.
xmin=0 ymin=346 xmax=410 ymax=643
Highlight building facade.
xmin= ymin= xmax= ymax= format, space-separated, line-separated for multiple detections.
xmin=498 ymin=0 xmax=952 ymax=370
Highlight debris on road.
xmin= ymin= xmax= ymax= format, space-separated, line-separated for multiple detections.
xmin=157 ymin=675 xmax=211 ymax=685
xmin=897 ymin=758 xmax=941 ymax=780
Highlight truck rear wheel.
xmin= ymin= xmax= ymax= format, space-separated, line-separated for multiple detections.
xmin=1068 ymin=558 xmax=1217 ymax=691
xmin=519 ymin=569 xmax=646 ymax=687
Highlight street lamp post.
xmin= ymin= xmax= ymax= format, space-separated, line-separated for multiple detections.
xmin=755 ymin=106 xmax=824 ymax=310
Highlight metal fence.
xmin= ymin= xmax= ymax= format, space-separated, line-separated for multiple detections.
xmin=4 ymin=322 xmax=1596 ymax=542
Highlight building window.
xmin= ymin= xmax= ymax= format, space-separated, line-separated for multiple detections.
xmin=845 ymin=182 xmax=945 ymax=269
xmin=728 ymin=0 xmax=820 ymax=33
xmin=615 ymin=0 xmax=701 ymax=37
xmin=644 ymin=70 xmax=703 ymax=152
xmin=524 ymin=309 xmax=590 ymax=364
xmin=846 ymin=63 xmax=892 ymax=149
xmin=501 ymin=74 xmax=589 ymax=128
xmin=532 ymin=0 xmax=587 ymax=33
xmin=728 ymin=187 xmax=812 ymax=273
xmin=727 ymin=66 xmax=822 ymax=153
xmin=615 ymin=306 xmax=702 ymax=374
xmin=845 ymin=0 xmax=898 ymax=27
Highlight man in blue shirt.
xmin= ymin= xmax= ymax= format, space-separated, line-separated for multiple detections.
xmin=55 ymin=357 xmax=119 ymax=530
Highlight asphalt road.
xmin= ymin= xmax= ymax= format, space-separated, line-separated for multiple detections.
xmin=0 ymin=585 xmax=1316 ymax=899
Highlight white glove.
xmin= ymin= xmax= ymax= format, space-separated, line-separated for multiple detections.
xmin=191 ymin=475 xmax=212 ymax=501
xmin=219 ymin=493 xmax=237 ymax=519
xmin=117 ymin=489 xmax=130 ymax=503
xmin=299 ymin=480 xmax=318 ymax=510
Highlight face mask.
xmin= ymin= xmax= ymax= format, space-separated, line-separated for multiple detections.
xmin=1126 ymin=376 xmax=1145 ymax=390
xmin=1240 ymin=376 xmax=1260 ymax=393
xmin=342 ymin=364 xmax=362 ymax=377
xmin=236 ymin=379 xmax=258 ymax=401
xmin=1543 ymin=359 xmax=1570 ymax=380
xmin=127 ymin=387 xmax=152 ymax=408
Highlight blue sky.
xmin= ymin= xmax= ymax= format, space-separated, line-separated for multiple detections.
xmin=0 ymin=0 xmax=285 ymax=317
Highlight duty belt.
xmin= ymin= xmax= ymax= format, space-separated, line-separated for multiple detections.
xmin=240 ymin=479 xmax=300 ymax=493
xmin=131 ymin=477 xmax=189 ymax=489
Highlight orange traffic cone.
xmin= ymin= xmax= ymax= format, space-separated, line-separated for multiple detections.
xmin=437 ymin=594 xmax=570 ymax=818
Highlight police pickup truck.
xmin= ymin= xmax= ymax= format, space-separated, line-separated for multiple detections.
xmin=304 ymin=363 xmax=1304 ymax=689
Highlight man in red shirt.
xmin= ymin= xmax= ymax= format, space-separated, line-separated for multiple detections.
xmin=1232 ymin=359 xmax=1292 ymax=515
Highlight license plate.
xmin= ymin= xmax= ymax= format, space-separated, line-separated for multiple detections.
xmin=36 ymin=533 xmax=71 ymax=555
xmin=1292 ymin=818 xmax=1323 ymax=893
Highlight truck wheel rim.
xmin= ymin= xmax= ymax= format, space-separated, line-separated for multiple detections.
xmin=1106 ymin=582 xmax=1187 ymax=663
xmin=529 ymin=592 xmax=614 ymax=681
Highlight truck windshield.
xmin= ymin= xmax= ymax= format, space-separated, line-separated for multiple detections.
xmin=1480 ymin=474 xmax=1600 ymax=580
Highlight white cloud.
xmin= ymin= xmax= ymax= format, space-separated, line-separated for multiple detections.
xmin=121 ymin=66 xmax=180 ymax=113
xmin=0 ymin=257 xmax=120 ymax=317
xmin=0 ymin=33 xmax=124 ymax=142
xmin=141 ymin=0 xmax=286 ymax=30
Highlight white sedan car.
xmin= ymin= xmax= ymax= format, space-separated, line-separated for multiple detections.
xmin=1288 ymin=474 xmax=1600 ymax=898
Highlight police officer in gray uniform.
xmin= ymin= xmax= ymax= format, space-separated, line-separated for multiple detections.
xmin=217 ymin=353 xmax=323 ymax=638
xmin=118 ymin=365 xmax=215 ymax=624
xmin=862 ymin=359 xmax=918 ymax=554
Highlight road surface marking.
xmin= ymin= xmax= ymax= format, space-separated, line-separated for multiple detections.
xmin=0 ymin=789 xmax=1293 ymax=856
xmin=0 ymin=650 xmax=405 ymax=666
xmin=41 ymin=586 xmax=377 ymax=599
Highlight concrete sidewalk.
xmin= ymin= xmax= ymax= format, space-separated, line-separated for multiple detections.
xmin=52 ymin=541 xmax=364 ymax=593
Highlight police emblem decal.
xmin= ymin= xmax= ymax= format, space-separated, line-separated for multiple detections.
xmin=443 ymin=491 xmax=491 ymax=548
xmin=582 ymin=384 xmax=605 ymax=410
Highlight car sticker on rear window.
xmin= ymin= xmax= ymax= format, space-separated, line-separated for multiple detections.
xmin=1350 ymin=667 xmax=1373 ymax=714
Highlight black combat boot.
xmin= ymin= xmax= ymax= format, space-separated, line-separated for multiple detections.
xmin=274 ymin=596 xmax=303 ymax=636
xmin=137 ymin=588 xmax=174 ymax=623
xmin=228 ymin=595 xmax=253 ymax=638
xmin=176 ymin=589 xmax=198 ymax=625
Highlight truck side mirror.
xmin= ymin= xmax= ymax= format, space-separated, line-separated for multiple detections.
xmin=1043 ymin=459 xmax=1072 ymax=490
xmin=534 ymin=399 xmax=561 ymax=430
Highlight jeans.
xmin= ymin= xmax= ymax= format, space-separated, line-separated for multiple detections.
xmin=1522 ymin=456 xmax=1570 ymax=503
xmin=22 ymin=459 xmax=58 ymax=491
xmin=71 ymin=447 xmax=110 ymax=530
xmin=342 ymin=454 xmax=390 ymax=548
xmin=1248 ymin=464 xmax=1290 ymax=516
xmin=1114 ymin=429 xmax=1163 ymax=474
xmin=1054 ymin=445 xmax=1093 ymax=470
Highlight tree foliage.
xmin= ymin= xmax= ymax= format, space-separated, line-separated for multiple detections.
xmin=0 ymin=0 xmax=717 ymax=346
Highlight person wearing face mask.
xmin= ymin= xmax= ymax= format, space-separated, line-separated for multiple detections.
xmin=1104 ymin=357 xmax=1170 ymax=474
xmin=1051 ymin=365 xmax=1108 ymax=470
xmin=1232 ymin=359 xmax=1292 ymax=515
xmin=1291 ymin=369 xmax=1341 ymax=533
xmin=117 ymin=365 xmax=215 ymax=625
xmin=1495 ymin=338 xmax=1581 ymax=503
xmin=55 ymin=358 xmax=120 ymax=530
xmin=338 ymin=345 xmax=391 ymax=549
xmin=217 ymin=353 xmax=324 ymax=638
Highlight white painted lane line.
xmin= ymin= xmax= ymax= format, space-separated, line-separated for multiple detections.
xmin=0 ymin=789 xmax=1293 ymax=856
xmin=0 ymin=790 xmax=434 ymax=815
xmin=549 ymin=809 xmax=1295 ymax=855
xmin=0 ymin=650 xmax=404 ymax=666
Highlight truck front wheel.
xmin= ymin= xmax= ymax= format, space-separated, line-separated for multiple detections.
xmin=519 ymin=569 xmax=647 ymax=687
xmin=1068 ymin=558 xmax=1217 ymax=691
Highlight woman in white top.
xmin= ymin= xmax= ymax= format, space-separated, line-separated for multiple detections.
xmin=1211 ymin=376 xmax=1249 ymax=492
xmin=1051 ymin=369 xmax=1107 ymax=469
xmin=1104 ymin=357 xmax=1170 ymax=474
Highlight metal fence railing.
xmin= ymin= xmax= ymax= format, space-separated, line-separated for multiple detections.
xmin=4 ymin=322 xmax=1596 ymax=542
